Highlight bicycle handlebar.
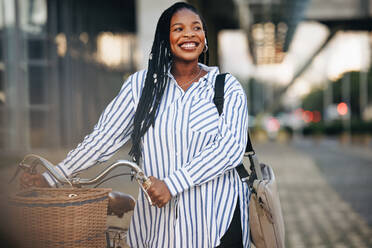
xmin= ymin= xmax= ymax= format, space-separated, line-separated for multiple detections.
xmin=11 ymin=154 xmax=153 ymax=205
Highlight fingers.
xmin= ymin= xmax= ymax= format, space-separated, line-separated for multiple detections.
xmin=145 ymin=176 xmax=171 ymax=208
xmin=156 ymin=199 xmax=168 ymax=208
xmin=145 ymin=177 xmax=160 ymax=207
xmin=151 ymin=195 xmax=167 ymax=208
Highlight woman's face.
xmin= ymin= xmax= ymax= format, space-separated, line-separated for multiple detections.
xmin=169 ymin=8 xmax=205 ymax=63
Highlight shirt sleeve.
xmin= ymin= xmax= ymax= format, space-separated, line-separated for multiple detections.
xmin=43 ymin=75 xmax=136 ymax=186
xmin=163 ymin=75 xmax=248 ymax=196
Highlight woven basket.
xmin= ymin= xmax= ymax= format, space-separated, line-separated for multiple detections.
xmin=8 ymin=188 xmax=111 ymax=248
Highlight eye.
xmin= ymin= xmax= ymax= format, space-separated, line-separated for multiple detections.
xmin=193 ymin=26 xmax=202 ymax=31
xmin=173 ymin=27 xmax=183 ymax=32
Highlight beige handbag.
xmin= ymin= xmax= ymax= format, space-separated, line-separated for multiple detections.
xmin=236 ymin=136 xmax=285 ymax=248
xmin=247 ymin=160 xmax=285 ymax=248
xmin=214 ymin=73 xmax=285 ymax=247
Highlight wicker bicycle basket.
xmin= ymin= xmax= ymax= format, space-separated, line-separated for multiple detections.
xmin=8 ymin=188 xmax=111 ymax=248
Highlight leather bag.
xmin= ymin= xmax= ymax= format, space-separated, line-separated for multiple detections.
xmin=243 ymin=154 xmax=285 ymax=248
xmin=214 ymin=73 xmax=285 ymax=248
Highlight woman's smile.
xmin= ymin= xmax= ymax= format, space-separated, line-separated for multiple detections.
xmin=178 ymin=41 xmax=200 ymax=52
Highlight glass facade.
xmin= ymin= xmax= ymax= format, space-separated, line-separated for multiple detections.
xmin=0 ymin=0 xmax=137 ymax=151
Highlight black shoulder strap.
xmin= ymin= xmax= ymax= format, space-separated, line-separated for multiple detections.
xmin=213 ymin=73 xmax=259 ymax=182
xmin=213 ymin=73 xmax=254 ymax=154
xmin=214 ymin=73 xmax=227 ymax=116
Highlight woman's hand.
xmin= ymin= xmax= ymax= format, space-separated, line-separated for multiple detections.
xmin=145 ymin=176 xmax=172 ymax=208
xmin=19 ymin=172 xmax=50 ymax=189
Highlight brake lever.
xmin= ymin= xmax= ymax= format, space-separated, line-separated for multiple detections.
xmin=9 ymin=161 xmax=37 ymax=184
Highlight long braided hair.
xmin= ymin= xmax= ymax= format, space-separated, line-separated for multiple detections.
xmin=130 ymin=2 xmax=209 ymax=163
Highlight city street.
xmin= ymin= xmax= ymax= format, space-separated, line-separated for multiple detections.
xmin=1 ymin=138 xmax=372 ymax=247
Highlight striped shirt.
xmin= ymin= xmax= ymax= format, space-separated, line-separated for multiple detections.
xmin=44 ymin=64 xmax=251 ymax=248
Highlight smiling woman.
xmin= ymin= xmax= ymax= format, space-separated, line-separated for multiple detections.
xmin=21 ymin=2 xmax=251 ymax=248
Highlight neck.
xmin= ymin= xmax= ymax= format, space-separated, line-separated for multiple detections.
xmin=171 ymin=60 xmax=200 ymax=78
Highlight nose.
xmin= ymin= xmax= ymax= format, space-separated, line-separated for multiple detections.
xmin=183 ymin=29 xmax=195 ymax=38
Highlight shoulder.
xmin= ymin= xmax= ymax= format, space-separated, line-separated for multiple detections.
xmin=222 ymin=74 xmax=247 ymax=110
xmin=202 ymin=64 xmax=242 ymax=91
xmin=201 ymin=64 xmax=245 ymax=98
xmin=124 ymin=69 xmax=147 ymax=87
xmin=215 ymin=73 xmax=245 ymax=97
xmin=121 ymin=69 xmax=147 ymax=99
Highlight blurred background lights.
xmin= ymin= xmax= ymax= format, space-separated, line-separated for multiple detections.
xmin=79 ymin=32 xmax=89 ymax=45
xmin=313 ymin=110 xmax=321 ymax=123
xmin=96 ymin=32 xmax=137 ymax=69
xmin=55 ymin=33 xmax=67 ymax=57
xmin=302 ymin=110 xmax=313 ymax=123
xmin=251 ymin=22 xmax=288 ymax=65
xmin=337 ymin=102 xmax=349 ymax=116
xmin=266 ymin=117 xmax=281 ymax=132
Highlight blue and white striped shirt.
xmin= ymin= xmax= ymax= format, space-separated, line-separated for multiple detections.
xmin=45 ymin=64 xmax=250 ymax=248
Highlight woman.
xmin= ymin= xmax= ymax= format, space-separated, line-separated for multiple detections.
xmin=21 ymin=2 xmax=250 ymax=247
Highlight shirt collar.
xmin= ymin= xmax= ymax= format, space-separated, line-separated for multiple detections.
xmin=199 ymin=63 xmax=220 ymax=85
xmin=167 ymin=63 xmax=220 ymax=86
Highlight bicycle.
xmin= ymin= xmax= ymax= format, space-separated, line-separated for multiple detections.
xmin=9 ymin=154 xmax=153 ymax=248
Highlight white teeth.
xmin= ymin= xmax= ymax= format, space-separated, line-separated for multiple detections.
xmin=181 ymin=43 xmax=196 ymax=48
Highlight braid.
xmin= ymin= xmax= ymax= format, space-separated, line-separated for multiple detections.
xmin=130 ymin=2 xmax=209 ymax=163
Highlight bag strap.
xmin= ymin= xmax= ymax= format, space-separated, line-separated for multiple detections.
xmin=214 ymin=73 xmax=262 ymax=184
xmin=214 ymin=73 xmax=255 ymax=154
xmin=213 ymin=73 xmax=227 ymax=115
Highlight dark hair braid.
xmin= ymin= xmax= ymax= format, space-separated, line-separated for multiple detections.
xmin=130 ymin=2 xmax=209 ymax=163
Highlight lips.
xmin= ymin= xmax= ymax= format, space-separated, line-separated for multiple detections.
xmin=179 ymin=42 xmax=199 ymax=50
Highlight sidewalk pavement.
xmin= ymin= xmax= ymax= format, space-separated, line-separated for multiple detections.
xmin=255 ymin=141 xmax=372 ymax=248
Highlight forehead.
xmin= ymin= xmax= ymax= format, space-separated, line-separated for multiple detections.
xmin=170 ymin=8 xmax=202 ymax=25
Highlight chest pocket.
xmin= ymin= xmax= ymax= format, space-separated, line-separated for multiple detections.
xmin=189 ymin=97 xmax=220 ymax=136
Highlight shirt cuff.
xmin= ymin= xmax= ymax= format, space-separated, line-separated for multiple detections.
xmin=42 ymin=164 xmax=70 ymax=187
xmin=163 ymin=168 xmax=194 ymax=197
xmin=42 ymin=172 xmax=58 ymax=187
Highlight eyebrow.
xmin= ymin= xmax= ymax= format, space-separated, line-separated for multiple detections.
xmin=171 ymin=21 xmax=202 ymax=27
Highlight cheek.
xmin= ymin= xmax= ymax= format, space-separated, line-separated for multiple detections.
xmin=169 ymin=43 xmax=177 ymax=56
xmin=169 ymin=35 xmax=178 ymax=52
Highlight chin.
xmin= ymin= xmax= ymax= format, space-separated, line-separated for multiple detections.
xmin=174 ymin=53 xmax=201 ymax=63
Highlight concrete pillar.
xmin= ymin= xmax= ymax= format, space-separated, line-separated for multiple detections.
xmin=136 ymin=0 xmax=179 ymax=69
xmin=4 ymin=0 xmax=30 ymax=151
xmin=323 ymin=79 xmax=333 ymax=122
xmin=360 ymin=71 xmax=368 ymax=119
xmin=342 ymin=73 xmax=351 ymax=142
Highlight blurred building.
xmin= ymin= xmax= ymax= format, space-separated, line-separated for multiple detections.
xmin=219 ymin=0 xmax=372 ymax=117
xmin=0 ymin=0 xmax=179 ymax=152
